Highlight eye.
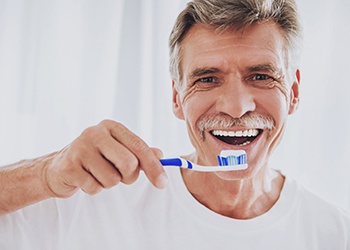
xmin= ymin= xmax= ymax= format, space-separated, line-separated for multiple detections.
xmin=246 ymin=73 xmax=277 ymax=89
xmin=194 ymin=76 xmax=219 ymax=84
xmin=251 ymin=74 xmax=273 ymax=81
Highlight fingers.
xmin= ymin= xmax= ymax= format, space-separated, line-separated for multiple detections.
xmin=64 ymin=163 xmax=105 ymax=195
xmin=93 ymin=137 xmax=140 ymax=185
xmin=46 ymin=120 xmax=167 ymax=198
xmin=152 ymin=147 xmax=164 ymax=159
xmin=102 ymin=120 xmax=168 ymax=189
xmin=81 ymin=151 xmax=122 ymax=189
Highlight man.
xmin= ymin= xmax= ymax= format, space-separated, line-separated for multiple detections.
xmin=1 ymin=0 xmax=350 ymax=249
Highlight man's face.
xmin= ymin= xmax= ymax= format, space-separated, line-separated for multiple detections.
xmin=172 ymin=21 xmax=300 ymax=179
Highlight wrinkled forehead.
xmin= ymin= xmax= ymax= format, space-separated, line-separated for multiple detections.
xmin=178 ymin=22 xmax=289 ymax=82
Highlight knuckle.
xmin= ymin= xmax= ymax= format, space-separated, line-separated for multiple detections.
xmin=121 ymin=170 xmax=140 ymax=185
xmin=129 ymin=136 xmax=148 ymax=153
xmin=111 ymin=122 xmax=129 ymax=139
xmin=82 ymin=178 xmax=102 ymax=195
xmin=65 ymin=142 xmax=87 ymax=164
xmin=81 ymin=126 xmax=97 ymax=138
xmin=108 ymin=121 xmax=150 ymax=155
xmin=99 ymin=119 xmax=114 ymax=127
xmin=80 ymin=126 xmax=103 ymax=143
xmin=125 ymin=154 xmax=139 ymax=169
xmin=118 ymin=155 xmax=139 ymax=176
xmin=100 ymin=119 xmax=122 ymax=132
xmin=104 ymin=173 xmax=121 ymax=188
xmin=84 ymin=186 xmax=102 ymax=196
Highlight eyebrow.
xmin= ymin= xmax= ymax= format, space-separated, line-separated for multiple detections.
xmin=187 ymin=67 xmax=221 ymax=80
xmin=246 ymin=63 xmax=279 ymax=74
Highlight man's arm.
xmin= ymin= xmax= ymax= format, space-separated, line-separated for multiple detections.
xmin=0 ymin=120 xmax=167 ymax=216
xmin=0 ymin=154 xmax=56 ymax=216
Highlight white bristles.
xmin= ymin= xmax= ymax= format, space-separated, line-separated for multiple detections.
xmin=217 ymin=150 xmax=247 ymax=167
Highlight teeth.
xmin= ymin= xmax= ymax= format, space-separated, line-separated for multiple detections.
xmin=235 ymin=131 xmax=243 ymax=136
xmin=212 ymin=129 xmax=259 ymax=137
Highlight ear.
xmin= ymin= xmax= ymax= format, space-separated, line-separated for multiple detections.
xmin=288 ymin=69 xmax=301 ymax=115
xmin=172 ymin=80 xmax=185 ymax=120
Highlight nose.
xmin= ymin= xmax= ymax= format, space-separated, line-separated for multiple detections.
xmin=215 ymin=80 xmax=256 ymax=118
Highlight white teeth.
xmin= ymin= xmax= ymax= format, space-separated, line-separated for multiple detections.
xmin=235 ymin=131 xmax=243 ymax=136
xmin=212 ymin=129 xmax=259 ymax=137
xmin=228 ymin=131 xmax=235 ymax=136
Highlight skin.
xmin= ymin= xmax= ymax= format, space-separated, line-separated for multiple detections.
xmin=172 ymin=21 xmax=300 ymax=219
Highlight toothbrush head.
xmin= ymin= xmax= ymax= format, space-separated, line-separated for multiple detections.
xmin=217 ymin=150 xmax=247 ymax=167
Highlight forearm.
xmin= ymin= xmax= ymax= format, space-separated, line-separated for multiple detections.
xmin=0 ymin=153 xmax=56 ymax=216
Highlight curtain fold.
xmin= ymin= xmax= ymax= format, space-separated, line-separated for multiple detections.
xmin=0 ymin=0 xmax=126 ymax=157
xmin=0 ymin=0 xmax=349 ymax=210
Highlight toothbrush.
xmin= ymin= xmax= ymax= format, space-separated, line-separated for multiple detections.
xmin=160 ymin=150 xmax=248 ymax=172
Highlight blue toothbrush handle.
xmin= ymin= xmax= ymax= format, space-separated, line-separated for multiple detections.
xmin=160 ymin=158 xmax=193 ymax=169
xmin=160 ymin=158 xmax=182 ymax=166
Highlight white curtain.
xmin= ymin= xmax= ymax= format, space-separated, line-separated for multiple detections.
xmin=0 ymin=0 xmax=349 ymax=211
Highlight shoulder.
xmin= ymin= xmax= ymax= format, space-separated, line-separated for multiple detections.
xmin=286 ymin=177 xmax=350 ymax=229
xmin=295 ymin=179 xmax=349 ymax=213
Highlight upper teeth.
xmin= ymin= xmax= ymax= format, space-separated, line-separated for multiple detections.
xmin=212 ymin=129 xmax=259 ymax=137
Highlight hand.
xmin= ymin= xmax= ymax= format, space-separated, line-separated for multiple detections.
xmin=43 ymin=120 xmax=168 ymax=198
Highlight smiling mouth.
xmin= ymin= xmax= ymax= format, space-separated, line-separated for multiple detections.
xmin=210 ymin=129 xmax=262 ymax=146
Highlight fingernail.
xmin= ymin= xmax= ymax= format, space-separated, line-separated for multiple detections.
xmin=156 ymin=173 xmax=168 ymax=189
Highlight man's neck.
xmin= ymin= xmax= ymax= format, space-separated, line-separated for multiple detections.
xmin=180 ymin=165 xmax=285 ymax=220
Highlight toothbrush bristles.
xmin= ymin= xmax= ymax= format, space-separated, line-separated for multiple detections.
xmin=217 ymin=153 xmax=247 ymax=166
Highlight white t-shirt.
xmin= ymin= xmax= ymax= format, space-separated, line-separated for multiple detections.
xmin=1 ymin=168 xmax=350 ymax=250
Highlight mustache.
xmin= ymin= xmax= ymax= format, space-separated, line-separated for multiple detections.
xmin=197 ymin=112 xmax=275 ymax=139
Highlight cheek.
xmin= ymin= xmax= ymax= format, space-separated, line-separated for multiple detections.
xmin=180 ymin=91 xmax=219 ymax=143
xmin=273 ymin=82 xmax=291 ymax=109
xmin=259 ymin=81 xmax=291 ymax=115
xmin=254 ymin=87 xmax=290 ymax=126
xmin=180 ymin=87 xmax=217 ymax=121
xmin=182 ymin=97 xmax=207 ymax=129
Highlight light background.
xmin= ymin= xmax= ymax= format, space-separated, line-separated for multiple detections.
xmin=0 ymin=0 xmax=349 ymax=211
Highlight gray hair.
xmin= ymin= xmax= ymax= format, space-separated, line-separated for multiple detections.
xmin=169 ymin=0 xmax=303 ymax=83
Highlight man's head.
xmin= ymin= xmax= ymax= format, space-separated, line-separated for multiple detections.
xmin=169 ymin=0 xmax=302 ymax=179
xmin=169 ymin=0 xmax=302 ymax=84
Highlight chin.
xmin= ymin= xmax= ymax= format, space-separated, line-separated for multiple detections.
xmin=214 ymin=167 xmax=257 ymax=181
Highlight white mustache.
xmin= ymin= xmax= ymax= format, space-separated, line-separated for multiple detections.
xmin=197 ymin=113 xmax=275 ymax=139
